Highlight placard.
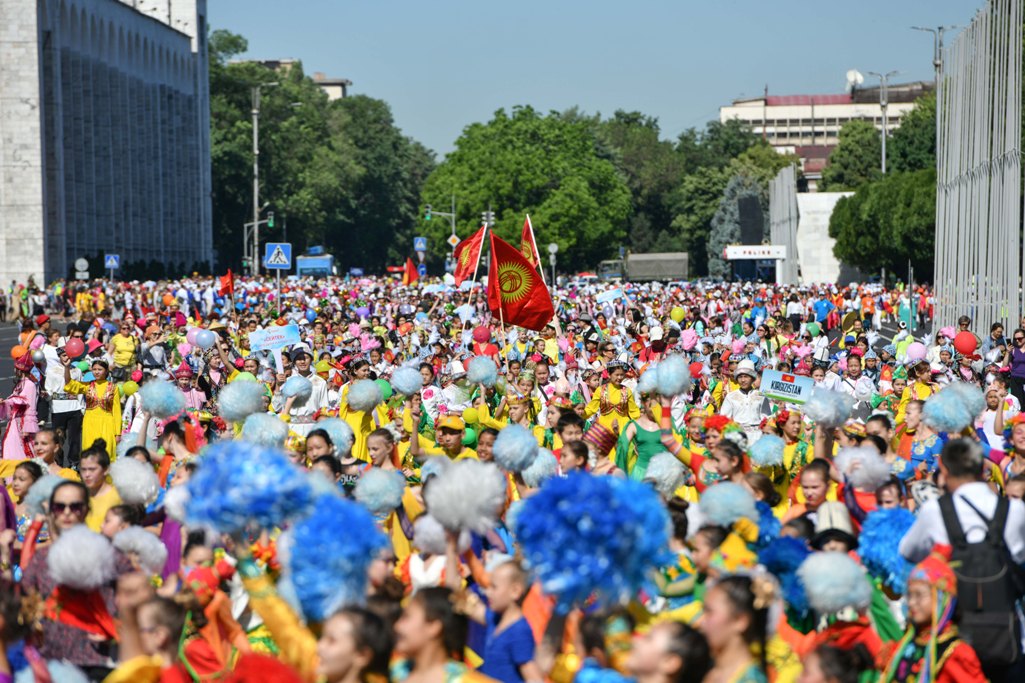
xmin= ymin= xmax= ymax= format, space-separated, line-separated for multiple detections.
xmin=760 ymin=369 xmax=814 ymax=404
xmin=248 ymin=323 xmax=301 ymax=353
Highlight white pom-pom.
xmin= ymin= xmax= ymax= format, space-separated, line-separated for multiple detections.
xmin=424 ymin=460 xmax=507 ymax=533
xmin=112 ymin=527 xmax=168 ymax=576
xmin=218 ymin=380 xmax=266 ymax=423
xmin=354 ymin=468 xmax=406 ymax=515
xmin=25 ymin=474 xmax=65 ymax=517
xmin=317 ymin=418 xmax=355 ymax=453
xmin=835 ymin=446 xmax=892 ymax=491
xmin=390 ymin=366 xmax=423 ymax=396
xmin=47 ymin=526 xmax=117 ymax=590
xmin=522 ymin=449 xmax=559 ymax=488
xmin=492 ymin=424 xmax=539 ymax=472
xmin=655 ymin=354 xmax=692 ymax=397
xmin=798 ymin=551 xmax=872 ymax=614
xmin=110 ymin=458 xmax=160 ymax=505
xmin=413 ymin=514 xmax=471 ymax=555
xmin=467 ymin=356 xmax=499 ymax=387
xmin=163 ymin=485 xmax=190 ymax=522
xmin=16 ymin=661 xmax=91 ymax=683
xmin=643 ymin=452 xmax=686 ymax=498
xmin=242 ymin=413 xmax=288 ymax=448
xmin=281 ymin=375 xmax=313 ymax=401
xmin=637 ymin=364 xmax=658 ymax=395
xmin=804 ymin=388 xmax=854 ymax=429
xmin=347 ymin=379 xmax=383 ymax=413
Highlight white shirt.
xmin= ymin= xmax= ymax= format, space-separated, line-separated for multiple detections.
xmin=837 ymin=374 xmax=875 ymax=401
xmin=720 ymin=388 xmax=767 ymax=429
xmin=899 ymin=481 xmax=1025 ymax=564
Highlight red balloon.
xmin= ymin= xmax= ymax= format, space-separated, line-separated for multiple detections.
xmin=64 ymin=337 xmax=85 ymax=359
xmin=953 ymin=330 xmax=977 ymax=356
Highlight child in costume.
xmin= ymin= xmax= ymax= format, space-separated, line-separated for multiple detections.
xmin=584 ymin=360 xmax=640 ymax=432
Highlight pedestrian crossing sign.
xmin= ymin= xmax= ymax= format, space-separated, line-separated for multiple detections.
xmin=104 ymin=254 xmax=120 ymax=269
xmin=264 ymin=242 xmax=292 ymax=270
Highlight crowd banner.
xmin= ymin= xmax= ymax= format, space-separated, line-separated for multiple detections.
xmin=934 ymin=0 xmax=1023 ymax=330
xmin=760 ymin=369 xmax=814 ymax=404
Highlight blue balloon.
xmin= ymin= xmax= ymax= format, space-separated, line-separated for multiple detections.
xmin=195 ymin=329 xmax=216 ymax=350
xmin=305 ymin=309 xmax=317 ymax=322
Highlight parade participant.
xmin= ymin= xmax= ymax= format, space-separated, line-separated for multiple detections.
xmin=721 ymin=360 xmax=768 ymax=444
xmin=282 ymin=346 xmax=329 ymax=437
xmin=614 ymin=392 xmax=664 ymax=481
xmin=584 ymin=360 xmax=640 ymax=431
xmin=62 ymin=355 xmax=122 ymax=461
xmin=698 ymin=575 xmax=771 ymax=683
xmin=79 ymin=440 xmax=122 ymax=532
xmin=174 ymin=362 xmax=207 ymax=411
xmin=0 ymin=353 xmax=39 ymax=459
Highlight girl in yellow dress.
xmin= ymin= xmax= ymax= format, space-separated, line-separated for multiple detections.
xmin=62 ymin=357 xmax=121 ymax=462
xmin=584 ymin=360 xmax=640 ymax=432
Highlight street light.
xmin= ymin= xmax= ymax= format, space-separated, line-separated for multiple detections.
xmin=548 ymin=242 xmax=559 ymax=286
xmin=911 ymin=25 xmax=958 ymax=86
xmin=250 ymin=81 xmax=278 ymax=276
xmin=868 ymin=70 xmax=899 ymax=174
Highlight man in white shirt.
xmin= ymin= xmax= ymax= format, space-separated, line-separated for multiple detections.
xmin=721 ymin=359 xmax=768 ymax=445
xmin=282 ymin=345 xmax=329 ymax=436
xmin=46 ymin=330 xmax=85 ymax=467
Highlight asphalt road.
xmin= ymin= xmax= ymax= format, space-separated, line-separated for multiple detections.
xmin=0 ymin=322 xmax=19 ymax=385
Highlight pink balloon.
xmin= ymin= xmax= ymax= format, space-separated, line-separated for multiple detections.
xmin=177 ymin=343 xmax=192 ymax=356
xmin=29 ymin=335 xmax=45 ymax=350
xmin=681 ymin=329 xmax=698 ymax=351
xmin=906 ymin=342 xmax=927 ymax=361
xmin=186 ymin=328 xmax=200 ymax=345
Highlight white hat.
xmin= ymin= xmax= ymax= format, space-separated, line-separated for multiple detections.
xmin=448 ymin=359 xmax=466 ymax=378
xmin=649 ymin=326 xmax=664 ymax=342
xmin=734 ymin=359 xmax=758 ymax=379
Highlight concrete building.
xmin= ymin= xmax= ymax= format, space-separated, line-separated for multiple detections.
xmin=720 ymin=81 xmax=933 ymax=190
xmin=250 ymin=59 xmax=352 ymax=100
xmin=0 ymin=0 xmax=212 ymax=284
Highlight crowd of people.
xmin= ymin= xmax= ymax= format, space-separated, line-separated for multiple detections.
xmin=0 ymin=273 xmax=1022 ymax=683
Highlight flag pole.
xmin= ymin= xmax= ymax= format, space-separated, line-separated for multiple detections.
xmin=470 ymin=222 xmax=489 ymax=307
xmin=526 ymin=214 xmax=562 ymax=337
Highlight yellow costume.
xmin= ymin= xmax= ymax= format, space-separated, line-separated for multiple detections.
xmin=584 ymin=384 xmax=640 ymax=432
xmin=63 ymin=379 xmax=121 ymax=461
xmin=896 ymin=380 xmax=935 ymax=424
xmin=85 ymin=485 xmax=122 ymax=532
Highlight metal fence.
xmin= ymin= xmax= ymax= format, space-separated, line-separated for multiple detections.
xmin=934 ymin=0 xmax=1023 ymax=329
xmin=769 ymin=164 xmax=800 ymax=285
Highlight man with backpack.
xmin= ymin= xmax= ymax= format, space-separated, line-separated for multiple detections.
xmin=900 ymin=438 xmax=1025 ymax=682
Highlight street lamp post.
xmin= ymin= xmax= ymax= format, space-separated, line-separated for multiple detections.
xmin=868 ymin=70 xmax=899 ymax=174
xmin=911 ymin=25 xmax=957 ymax=87
xmin=250 ymin=82 xmax=278 ymax=276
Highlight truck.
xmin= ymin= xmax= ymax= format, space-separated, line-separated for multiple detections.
xmin=598 ymin=252 xmax=688 ymax=282
xmin=295 ymin=246 xmax=337 ymax=278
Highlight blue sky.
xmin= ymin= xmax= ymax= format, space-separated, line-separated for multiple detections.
xmin=209 ymin=0 xmax=970 ymax=157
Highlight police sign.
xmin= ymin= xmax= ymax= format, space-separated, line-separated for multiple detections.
xmin=760 ymin=369 xmax=814 ymax=404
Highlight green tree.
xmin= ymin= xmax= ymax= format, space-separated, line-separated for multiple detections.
xmin=667 ymin=166 xmax=731 ymax=273
xmin=707 ymin=173 xmax=765 ymax=278
xmin=828 ymin=169 xmax=935 ymax=278
xmin=889 ymin=93 xmax=936 ymax=173
xmin=819 ymin=120 xmax=882 ymax=191
xmin=419 ymin=106 xmax=631 ymax=268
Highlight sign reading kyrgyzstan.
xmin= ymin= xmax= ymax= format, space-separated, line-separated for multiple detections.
xmin=760 ymin=369 xmax=814 ymax=404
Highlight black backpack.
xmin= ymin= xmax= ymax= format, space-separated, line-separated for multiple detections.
xmin=938 ymin=493 xmax=1025 ymax=667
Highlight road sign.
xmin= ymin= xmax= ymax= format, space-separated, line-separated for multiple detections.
xmin=723 ymin=245 xmax=786 ymax=261
xmin=760 ymin=369 xmax=814 ymax=404
xmin=75 ymin=258 xmax=89 ymax=272
xmin=548 ymin=242 xmax=559 ymax=255
xmin=75 ymin=271 xmax=89 ymax=280
xmin=446 ymin=234 xmax=460 ymax=248
xmin=417 ymin=251 xmax=426 ymax=264
xmin=104 ymin=254 xmax=120 ymax=269
xmin=413 ymin=236 xmax=428 ymax=252
xmin=417 ymin=263 xmax=427 ymax=278
xmin=264 ymin=242 xmax=292 ymax=270
xmin=350 ymin=267 xmax=364 ymax=276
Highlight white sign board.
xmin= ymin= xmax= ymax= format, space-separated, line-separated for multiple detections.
xmin=760 ymin=369 xmax=814 ymax=404
xmin=248 ymin=323 xmax=301 ymax=353
xmin=723 ymin=245 xmax=787 ymax=260
xmin=596 ymin=287 xmax=623 ymax=305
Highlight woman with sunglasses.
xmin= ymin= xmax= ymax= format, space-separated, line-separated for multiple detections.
xmin=107 ymin=321 xmax=139 ymax=382
xmin=1003 ymin=328 xmax=1025 ymax=406
xmin=21 ymin=480 xmax=132 ymax=680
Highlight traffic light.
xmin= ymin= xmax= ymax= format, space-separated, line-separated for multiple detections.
xmin=267 ymin=212 xmax=275 ymax=228
xmin=242 ymin=258 xmax=250 ymax=269
xmin=424 ymin=205 xmax=432 ymax=221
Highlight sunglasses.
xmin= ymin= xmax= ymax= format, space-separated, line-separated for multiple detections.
xmin=51 ymin=501 xmax=87 ymax=515
xmin=1016 ymin=337 xmax=1024 ymax=342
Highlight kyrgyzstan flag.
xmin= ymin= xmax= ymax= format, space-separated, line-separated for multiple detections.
xmin=487 ymin=233 xmax=554 ymax=331
xmin=218 ymin=269 xmax=234 ymax=296
xmin=402 ymin=257 xmax=419 ymax=286
xmin=520 ymin=215 xmax=540 ymax=267
xmin=453 ymin=225 xmax=486 ymax=285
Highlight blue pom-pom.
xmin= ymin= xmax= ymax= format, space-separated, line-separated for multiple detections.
xmin=749 ymin=434 xmax=784 ymax=468
xmin=354 ymin=468 xmax=406 ymax=516
xmin=317 ymin=418 xmax=355 ymax=453
xmin=467 ymin=356 xmax=499 ymax=387
xmin=218 ymin=380 xmax=266 ymax=422
xmin=282 ymin=494 xmax=387 ymax=622
xmin=390 ymin=366 xmax=423 ymax=396
xmin=514 ymin=473 xmax=672 ymax=611
xmin=859 ymin=507 xmax=916 ymax=595
xmin=185 ymin=440 xmax=314 ymax=533
xmin=923 ymin=383 xmax=984 ymax=433
xmin=804 ymin=388 xmax=853 ymax=429
xmin=754 ymin=500 xmax=780 ymax=549
xmin=18 ymin=660 xmax=90 ymax=683
xmin=493 ymin=424 xmax=539 ymax=472
xmin=347 ymin=379 xmax=383 ymax=413
xmin=699 ymin=482 xmax=756 ymax=526
xmin=522 ymin=449 xmax=559 ymax=488
xmin=139 ymin=379 xmax=185 ymax=419
xmin=637 ymin=365 xmax=658 ymax=395
xmin=419 ymin=456 xmax=450 ymax=481
xmin=798 ymin=551 xmax=872 ymax=614
xmin=281 ymin=375 xmax=313 ymax=401
xmin=242 ymin=413 xmax=289 ymax=448
xmin=758 ymin=537 xmax=811 ymax=614
xmin=655 ymin=354 xmax=691 ymax=397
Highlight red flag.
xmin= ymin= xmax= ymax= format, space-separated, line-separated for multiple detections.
xmin=453 ymin=226 xmax=486 ymax=286
xmin=487 ymin=233 xmax=554 ymax=331
xmin=218 ymin=269 xmax=234 ymax=296
xmin=402 ymin=257 xmax=419 ymax=286
xmin=520 ymin=215 xmax=540 ymax=267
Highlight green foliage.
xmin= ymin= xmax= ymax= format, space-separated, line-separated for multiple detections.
xmin=667 ymin=166 xmax=731 ymax=272
xmin=707 ymin=174 xmax=766 ymax=278
xmin=820 ymin=120 xmax=882 ymax=191
xmin=889 ymin=94 xmax=936 ymax=173
xmin=208 ymin=30 xmax=434 ymax=272
xmin=828 ymin=169 xmax=936 ymax=279
xmin=419 ymin=106 xmax=631 ymax=267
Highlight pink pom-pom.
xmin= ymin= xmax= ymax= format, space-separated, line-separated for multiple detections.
xmin=732 ymin=339 xmax=746 ymax=355
xmin=681 ymin=329 xmax=697 ymax=351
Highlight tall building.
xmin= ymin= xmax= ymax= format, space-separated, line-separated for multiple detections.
xmin=720 ymin=81 xmax=933 ymax=190
xmin=0 ymin=0 xmax=212 ymax=284
xmin=245 ymin=59 xmax=352 ymax=100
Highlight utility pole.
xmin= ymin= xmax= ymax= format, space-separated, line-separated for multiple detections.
xmin=911 ymin=25 xmax=957 ymax=87
xmin=868 ymin=71 xmax=899 ymax=174
xmin=250 ymin=82 xmax=278 ymax=276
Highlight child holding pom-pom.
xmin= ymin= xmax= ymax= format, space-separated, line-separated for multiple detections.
xmin=62 ymin=355 xmax=122 ymax=462
xmin=584 ymin=360 xmax=640 ymax=433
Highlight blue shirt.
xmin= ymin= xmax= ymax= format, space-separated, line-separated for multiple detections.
xmin=479 ymin=609 xmax=535 ymax=683
xmin=812 ymin=299 xmax=834 ymax=322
